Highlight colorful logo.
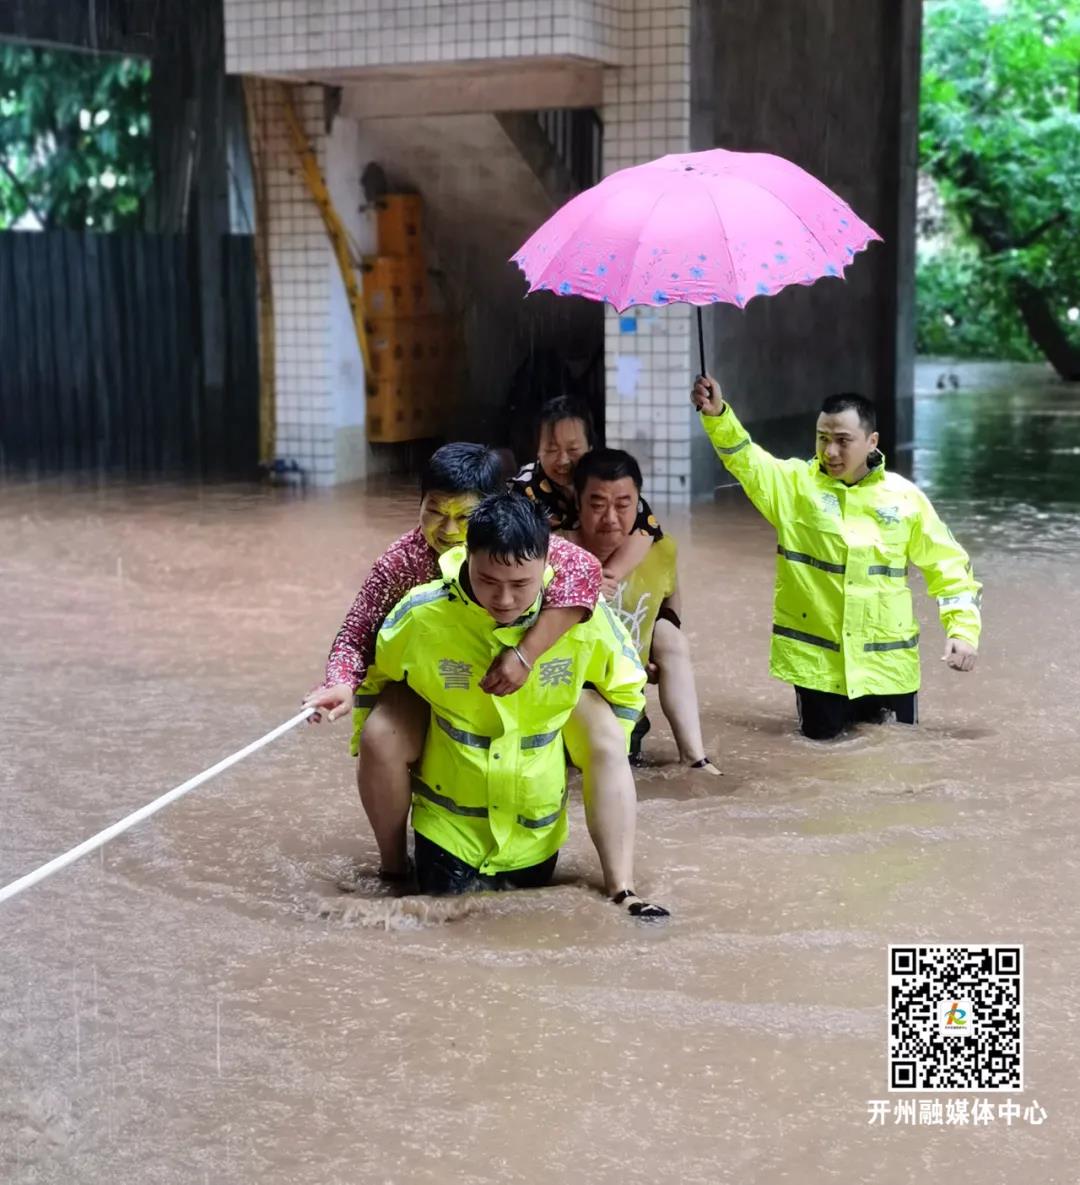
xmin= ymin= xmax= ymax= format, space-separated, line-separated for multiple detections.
xmin=944 ymin=1002 xmax=967 ymax=1027
xmin=938 ymin=997 xmax=975 ymax=1036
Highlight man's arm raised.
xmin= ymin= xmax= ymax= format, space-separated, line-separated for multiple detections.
xmin=691 ymin=374 xmax=794 ymax=528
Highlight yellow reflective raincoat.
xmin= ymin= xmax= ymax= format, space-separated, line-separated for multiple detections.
xmin=351 ymin=547 xmax=645 ymax=874
xmin=703 ymin=405 xmax=981 ymax=698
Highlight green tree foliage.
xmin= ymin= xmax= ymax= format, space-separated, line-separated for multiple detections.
xmin=0 ymin=45 xmax=152 ymax=231
xmin=918 ymin=0 xmax=1080 ymax=376
xmin=917 ymin=247 xmax=1038 ymax=359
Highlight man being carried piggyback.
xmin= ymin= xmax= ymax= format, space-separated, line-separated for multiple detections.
xmin=351 ymin=492 xmax=668 ymax=919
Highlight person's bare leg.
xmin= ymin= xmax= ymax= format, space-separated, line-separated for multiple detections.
xmin=565 ymin=690 xmax=668 ymax=917
xmin=651 ymin=619 xmax=719 ymax=773
xmin=356 ymin=682 xmax=428 ymax=874
xmin=565 ymin=691 xmax=635 ymax=894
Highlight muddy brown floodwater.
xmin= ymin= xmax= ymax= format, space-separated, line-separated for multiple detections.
xmin=2 ymin=363 xmax=1079 ymax=1184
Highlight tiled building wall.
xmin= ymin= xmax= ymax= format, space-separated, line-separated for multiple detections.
xmin=233 ymin=0 xmax=697 ymax=492
xmin=225 ymin=0 xmax=623 ymax=74
xmin=601 ymin=0 xmax=693 ymax=503
xmin=246 ymin=81 xmax=338 ymax=483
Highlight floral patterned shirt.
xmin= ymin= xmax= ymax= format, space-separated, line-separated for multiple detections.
xmin=323 ymin=527 xmax=602 ymax=689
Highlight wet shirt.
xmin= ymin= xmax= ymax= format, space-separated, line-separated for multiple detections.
xmin=606 ymin=536 xmax=679 ymax=662
xmin=510 ymin=459 xmax=664 ymax=539
xmin=323 ymin=527 xmax=602 ymax=690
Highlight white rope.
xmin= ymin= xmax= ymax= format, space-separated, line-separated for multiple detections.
xmin=0 ymin=707 xmax=315 ymax=906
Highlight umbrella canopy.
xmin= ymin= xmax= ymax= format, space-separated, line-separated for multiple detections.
xmin=511 ymin=148 xmax=881 ymax=318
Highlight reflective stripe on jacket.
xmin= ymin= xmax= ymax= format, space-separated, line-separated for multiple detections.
xmin=704 ymin=405 xmax=981 ymax=698
xmin=350 ymin=547 xmax=645 ymax=874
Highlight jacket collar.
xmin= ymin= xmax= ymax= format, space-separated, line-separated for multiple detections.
xmin=438 ymin=546 xmax=549 ymax=636
xmin=813 ymin=449 xmax=887 ymax=488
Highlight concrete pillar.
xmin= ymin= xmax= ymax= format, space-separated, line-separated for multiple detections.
xmin=690 ymin=0 xmax=921 ymax=492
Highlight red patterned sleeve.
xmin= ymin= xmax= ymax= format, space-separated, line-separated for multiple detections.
xmin=543 ymin=535 xmax=602 ymax=616
xmin=323 ymin=531 xmax=438 ymax=689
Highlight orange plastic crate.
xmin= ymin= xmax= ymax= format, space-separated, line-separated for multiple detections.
xmin=376 ymin=194 xmax=423 ymax=259
xmin=361 ymin=256 xmax=429 ymax=318
xmin=364 ymin=315 xmax=448 ymax=381
xmin=366 ymin=378 xmax=442 ymax=443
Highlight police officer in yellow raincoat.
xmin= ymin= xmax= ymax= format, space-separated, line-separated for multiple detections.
xmin=691 ymin=375 xmax=981 ymax=740
xmin=351 ymin=492 xmax=668 ymax=919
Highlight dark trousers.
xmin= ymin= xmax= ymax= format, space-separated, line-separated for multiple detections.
xmin=413 ymin=831 xmax=558 ymax=896
xmin=795 ymin=685 xmax=918 ymax=741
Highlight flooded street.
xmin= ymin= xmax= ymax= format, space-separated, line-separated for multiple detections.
xmin=2 ymin=362 xmax=1079 ymax=1183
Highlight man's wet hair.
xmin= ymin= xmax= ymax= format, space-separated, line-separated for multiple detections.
xmin=536 ymin=395 xmax=597 ymax=450
xmin=420 ymin=442 xmax=503 ymax=498
xmin=467 ymin=492 xmax=550 ymax=564
xmin=573 ymin=447 xmax=643 ymax=496
xmin=821 ymin=393 xmax=877 ymax=434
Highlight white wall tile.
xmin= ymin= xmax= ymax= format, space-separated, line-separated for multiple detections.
xmin=224 ymin=0 xmax=622 ymax=72
xmin=601 ymin=0 xmax=692 ymax=503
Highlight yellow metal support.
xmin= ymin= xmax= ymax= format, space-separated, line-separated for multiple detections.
xmin=280 ymin=84 xmax=372 ymax=377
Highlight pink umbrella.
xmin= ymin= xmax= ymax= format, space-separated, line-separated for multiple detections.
xmin=511 ymin=148 xmax=881 ymax=374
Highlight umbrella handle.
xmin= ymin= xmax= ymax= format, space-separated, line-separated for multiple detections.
xmin=696 ymin=306 xmax=706 ymax=378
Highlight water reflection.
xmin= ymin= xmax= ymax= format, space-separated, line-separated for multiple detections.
xmin=914 ymin=360 xmax=1080 ymax=554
